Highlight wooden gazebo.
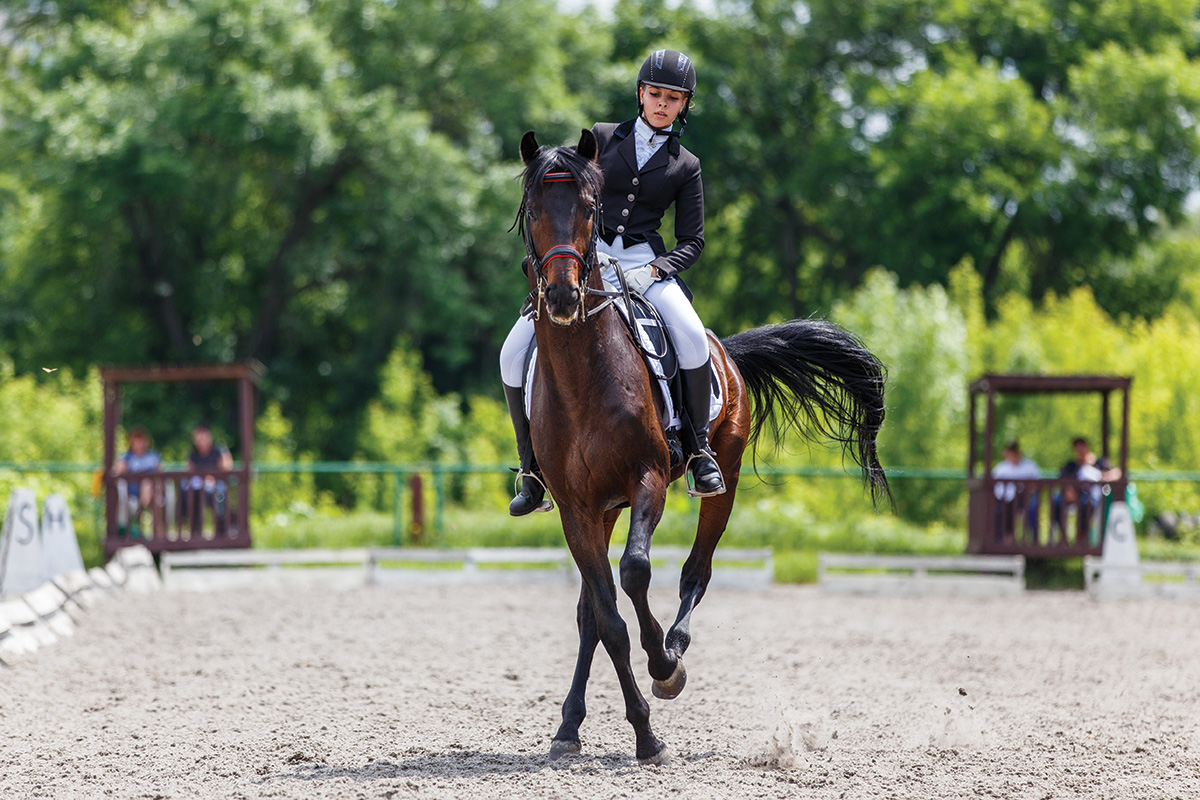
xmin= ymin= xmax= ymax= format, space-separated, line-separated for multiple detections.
xmin=101 ymin=363 xmax=262 ymax=558
xmin=967 ymin=374 xmax=1131 ymax=558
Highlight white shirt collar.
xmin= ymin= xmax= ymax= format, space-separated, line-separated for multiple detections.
xmin=635 ymin=116 xmax=672 ymax=143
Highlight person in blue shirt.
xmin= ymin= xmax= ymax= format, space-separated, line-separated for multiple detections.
xmin=111 ymin=426 xmax=162 ymax=535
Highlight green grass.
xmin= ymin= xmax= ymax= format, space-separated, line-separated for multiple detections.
xmin=253 ymin=511 xmax=399 ymax=549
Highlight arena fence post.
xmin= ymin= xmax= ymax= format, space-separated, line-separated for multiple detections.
xmin=410 ymin=474 xmax=424 ymax=545
xmin=432 ymin=465 xmax=446 ymax=544
xmin=391 ymin=471 xmax=405 ymax=546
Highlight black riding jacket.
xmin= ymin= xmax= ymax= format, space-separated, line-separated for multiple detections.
xmin=591 ymin=119 xmax=705 ymax=280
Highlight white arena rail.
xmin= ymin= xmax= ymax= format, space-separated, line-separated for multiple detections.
xmin=161 ymin=546 xmax=775 ymax=591
xmin=818 ymin=553 xmax=1026 ymax=596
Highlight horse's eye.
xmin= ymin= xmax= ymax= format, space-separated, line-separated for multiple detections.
xmin=527 ymin=210 xmax=539 ymax=222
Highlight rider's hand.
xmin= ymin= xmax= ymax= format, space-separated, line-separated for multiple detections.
xmin=625 ymin=264 xmax=657 ymax=294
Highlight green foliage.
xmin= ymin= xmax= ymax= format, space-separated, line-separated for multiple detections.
xmin=5 ymin=0 xmax=1200 ymax=554
xmin=679 ymin=0 xmax=1200 ymax=328
xmin=0 ymin=359 xmax=104 ymax=565
xmin=833 ymin=270 xmax=969 ymax=521
xmin=252 ymin=401 xmax=330 ymax=524
xmin=0 ymin=0 xmax=589 ymax=458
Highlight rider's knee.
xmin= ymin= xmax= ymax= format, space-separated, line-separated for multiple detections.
xmin=499 ymin=320 xmax=534 ymax=386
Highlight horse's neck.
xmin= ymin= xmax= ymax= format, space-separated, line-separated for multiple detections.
xmin=535 ymin=310 xmax=638 ymax=408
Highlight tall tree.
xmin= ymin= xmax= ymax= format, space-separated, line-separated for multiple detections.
xmin=679 ymin=0 xmax=1200 ymax=328
xmin=0 ymin=0 xmax=598 ymax=455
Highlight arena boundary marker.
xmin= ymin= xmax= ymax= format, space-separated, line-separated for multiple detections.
xmin=1083 ymin=557 xmax=1200 ymax=600
xmin=0 ymin=544 xmax=160 ymax=667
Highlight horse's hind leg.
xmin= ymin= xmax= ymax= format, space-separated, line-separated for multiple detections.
xmin=550 ymin=509 xmax=620 ymax=760
xmin=664 ymin=429 xmax=744 ymax=665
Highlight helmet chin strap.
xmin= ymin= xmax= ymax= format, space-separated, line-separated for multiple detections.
xmin=638 ymin=107 xmax=689 ymax=139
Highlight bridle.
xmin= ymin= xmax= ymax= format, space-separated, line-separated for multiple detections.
xmin=513 ymin=162 xmax=666 ymax=363
xmin=517 ymin=169 xmax=618 ymax=323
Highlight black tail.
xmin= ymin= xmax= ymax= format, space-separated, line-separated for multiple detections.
xmin=722 ymin=318 xmax=893 ymax=509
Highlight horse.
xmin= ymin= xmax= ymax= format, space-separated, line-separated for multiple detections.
xmin=515 ymin=128 xmax=891 ymax=764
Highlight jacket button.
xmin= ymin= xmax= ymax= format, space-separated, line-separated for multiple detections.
xmin=621 ymin=208 xmax=629 ymax=217
xmin=632 ymin=177 xmax=640 ymax=186
xmin=627 ymin=193 xmax=635 ymax=202
xmin=617 ymin=225 xmax=625 ymax=233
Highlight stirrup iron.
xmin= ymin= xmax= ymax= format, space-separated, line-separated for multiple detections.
xmin=683 ymin=450 xmax=726 ymax=498
xmin=512 ymin=469 xmax=554 ymax=513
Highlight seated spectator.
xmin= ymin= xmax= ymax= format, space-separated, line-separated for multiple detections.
xmin=1052 ymin=437 xmax=1119 ymax=543
xmin=185 ymin=423 xmax=233 ymax=534
xmin=991 ymin=441 xmax=1041 ymax=541
xmin=111 ymin=426 xmax=161 ymax=538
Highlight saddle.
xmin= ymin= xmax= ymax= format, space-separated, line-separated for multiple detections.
xmin=521 ymin=280 xmax=723 ymax=450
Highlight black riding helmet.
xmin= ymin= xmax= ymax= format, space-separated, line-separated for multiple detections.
xmin=636 ymin=49 xmax=696 ymax=134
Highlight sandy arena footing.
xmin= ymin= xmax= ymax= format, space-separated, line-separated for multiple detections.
xmin=1 ymin=583 xmax=1197 ymax=799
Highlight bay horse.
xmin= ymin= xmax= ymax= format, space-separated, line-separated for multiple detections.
xmin=516 ymin=129 xmax=891 ymax=764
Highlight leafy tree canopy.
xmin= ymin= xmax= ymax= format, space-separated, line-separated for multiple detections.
xmin=2 ymin=0 xmax=1199 ymax=461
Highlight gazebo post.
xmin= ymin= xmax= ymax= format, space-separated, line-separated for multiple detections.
xmin=103 ymin=379 xmax=121 ymax=551
xmin=237 ymin=373 xmax=255 ymax=541
xmin=967 ymin=390 xmax=978 ymax=480
xmin=1101 ymin=391 xmax=1111 ymax=460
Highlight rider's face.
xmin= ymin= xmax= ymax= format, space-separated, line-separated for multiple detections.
xmin=639 ymin=85 xmax=687 ymax=129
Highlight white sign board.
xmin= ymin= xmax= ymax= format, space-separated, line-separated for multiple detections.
xmin=0 ymin=489 xmax=44 ymax=596
xmin=1096 ymin=501 xmax=1141 ymax=593
xmin=41 ymin=494 xmax=85 ymax=578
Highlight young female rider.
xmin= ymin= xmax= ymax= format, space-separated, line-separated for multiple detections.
xmin=499 ymin=48 xmax=724 ymax=515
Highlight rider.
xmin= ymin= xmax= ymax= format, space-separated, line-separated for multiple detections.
xmin=499 ymin=48 xmax=725 ymax=515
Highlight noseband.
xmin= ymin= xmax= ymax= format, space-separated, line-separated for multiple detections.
xmin=519 ymin=171 xmax=606 ymax=323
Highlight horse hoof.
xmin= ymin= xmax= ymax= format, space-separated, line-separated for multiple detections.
xmin=637 ymin=742 xmax=669 ymax=766
xmin=548 ymin=739 xmax=580 ymax=761
xmin=651 ymin=657 xmax=687 ymax=700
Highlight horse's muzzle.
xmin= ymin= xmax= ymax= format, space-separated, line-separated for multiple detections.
xmin=545 ymin=283 xmax=582 ymax=325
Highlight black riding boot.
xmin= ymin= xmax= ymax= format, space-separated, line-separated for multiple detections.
xmin=504 ymin=384 xmax=552 ymax=516
xmin=680 ymin=362 xmax=726 ymax=497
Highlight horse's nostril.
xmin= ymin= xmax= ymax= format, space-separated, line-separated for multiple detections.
xmin=546 ymin=283 xmax=580 ymax=312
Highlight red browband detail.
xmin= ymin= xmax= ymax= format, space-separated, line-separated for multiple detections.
xmin=543 ymin=172 xmax=575 ymax=183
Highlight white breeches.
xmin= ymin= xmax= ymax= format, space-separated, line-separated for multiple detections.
xmin=500 ymin=313 xmax=536 ymax=388
xmin=499 ymin=239 xmax=709 ymax=388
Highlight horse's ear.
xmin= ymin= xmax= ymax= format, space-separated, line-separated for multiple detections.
xmin=576 ymin=128 xmax=598 ymax=162
xmin=520 ymin=131 xmax=539 ymax=165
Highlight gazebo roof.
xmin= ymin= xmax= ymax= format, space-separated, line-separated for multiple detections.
xmin=100 ymin=362 xmax=265 ymax=384
xmin=968 ymin=374 xmax=1131 ymax=395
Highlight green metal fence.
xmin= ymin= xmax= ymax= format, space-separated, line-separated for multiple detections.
xmin=1 ymin=460 xmax=1195 ymax=546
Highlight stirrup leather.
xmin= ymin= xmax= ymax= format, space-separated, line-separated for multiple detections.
xmin=512 ymin=469 xmax=554 ymax=512
xmin=683 ymin=449 xmax=726 ymax=498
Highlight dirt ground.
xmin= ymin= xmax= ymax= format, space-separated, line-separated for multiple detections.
xmin=1 ymin=581 xmax=1198 ymax=799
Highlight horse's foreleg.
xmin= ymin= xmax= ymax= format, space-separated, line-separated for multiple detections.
xmin=549 ymin=583 xmax=596 ymax=759
xmin=619 ymin=481 xmax=683 ymax=696
xmin=665 ymin=432 xmax=744 ymax=660
xmin=563 ymin=515 xmax=665 ymax=764
xmin=550 ymin=510 xmax=620 ymax=759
